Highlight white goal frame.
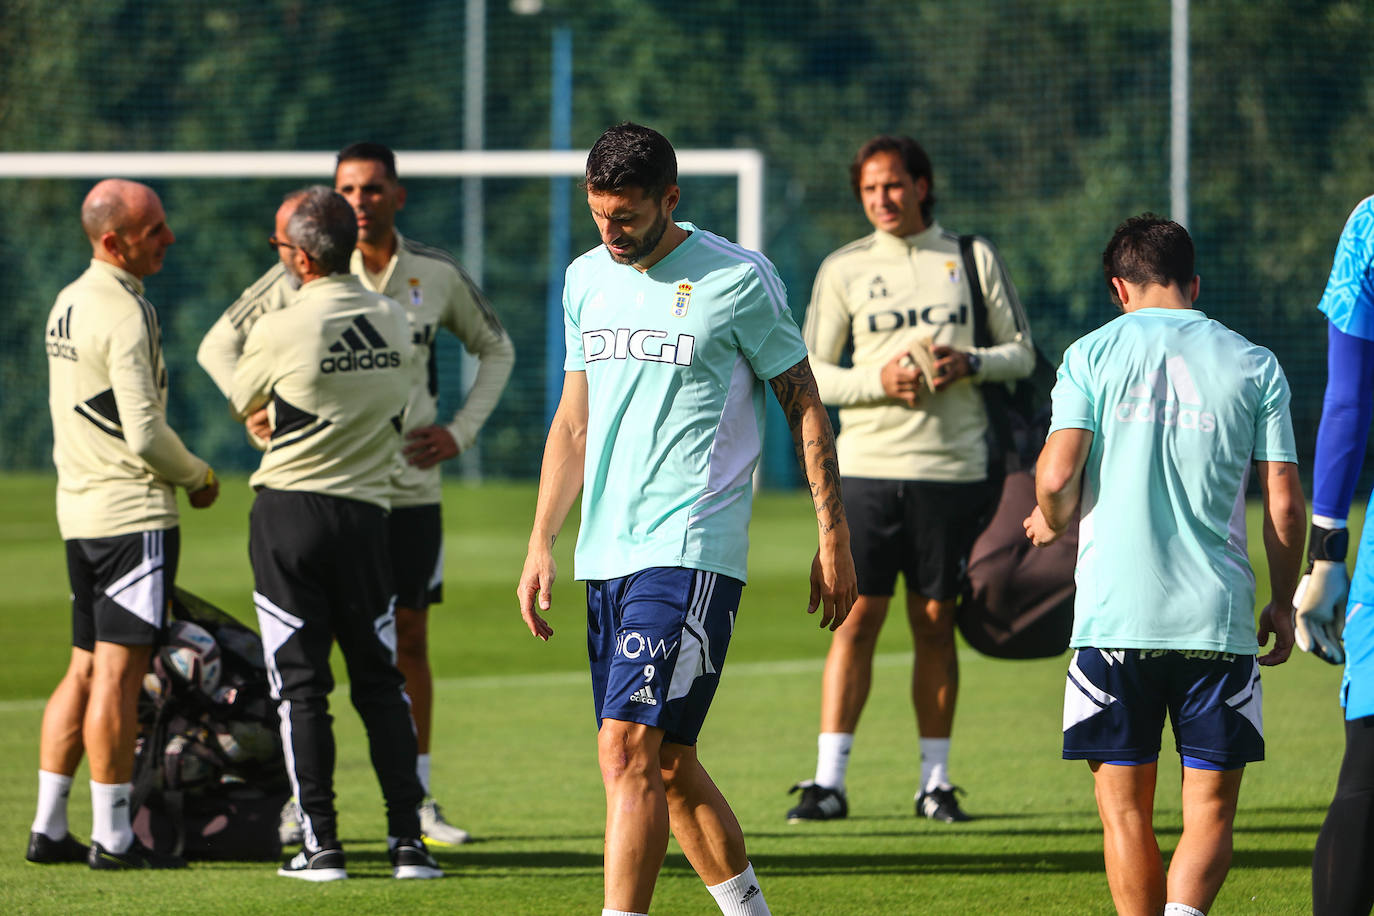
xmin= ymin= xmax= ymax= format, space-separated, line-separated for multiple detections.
xmin=0 ymin=149 xmax=766 ymax=252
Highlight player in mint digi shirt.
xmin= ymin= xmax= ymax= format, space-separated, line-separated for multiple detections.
xmin=518 ymin=122 xmax=856 ymax=916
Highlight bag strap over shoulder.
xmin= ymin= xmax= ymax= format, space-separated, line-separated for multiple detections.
xmin=961 ymin=234 xmax=1012 ymax=480
xmin=961 ymin=235 xmax=992 ymax=350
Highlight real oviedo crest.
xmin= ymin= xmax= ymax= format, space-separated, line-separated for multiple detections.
xmin=672 ymin=281 xmax=693 ymax=318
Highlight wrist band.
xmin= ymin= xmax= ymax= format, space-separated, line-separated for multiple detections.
xmin=1309 ymin=523 xmax=1349 ymax=562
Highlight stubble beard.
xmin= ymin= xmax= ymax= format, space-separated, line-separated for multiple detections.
xmin=608 ymin=209 xmax=669 ymax=265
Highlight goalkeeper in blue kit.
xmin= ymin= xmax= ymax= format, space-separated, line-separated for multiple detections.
xmin=1301 ymin=194 xmax=1374 ymax=915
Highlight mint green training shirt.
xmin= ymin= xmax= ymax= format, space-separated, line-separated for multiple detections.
xmin=1050 ymin=307 xmax=1297 ymax=653
xmin=563 ymin=224 xmax=808 ymax=583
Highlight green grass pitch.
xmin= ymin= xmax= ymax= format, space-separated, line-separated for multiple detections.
xmin=0 ymin=473 xmax=1346 ymax=913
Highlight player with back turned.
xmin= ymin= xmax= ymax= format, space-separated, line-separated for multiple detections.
xmin=1025 ymin=215 xmax=1304 ymax=916
xmin=199 ymin=143 xmax=514 ymax=846
xmin=229 ymin=186 xmax=440 ymax=881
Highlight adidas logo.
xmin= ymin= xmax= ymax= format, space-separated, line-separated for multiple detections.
xmin=628 ymin=684 xmax=657 ymax=706
xmin=740 ymin=885 xmax=761 ymax=904
xmin=46 ymin=305 xmax=78 ymax=361
xmin=320 ymin=315 xmax=402 ymax=374
xmin=1115 ymin=355 xmax=1216 ymax=433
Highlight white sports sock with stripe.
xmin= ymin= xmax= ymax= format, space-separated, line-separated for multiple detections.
xmin=90 ymin=781 xmax=134 ymax=854
xmin=31 ymin=770 xmax=73 ymax=839
xmin=707 ymin=863 xmax=770 ymax=915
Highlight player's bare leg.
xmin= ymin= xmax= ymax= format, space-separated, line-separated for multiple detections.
xmin=819 ymin=596 xmax=892 ymax=732
xmin=788 ymin=596 xmax=890 ymax=822
xmin=31 ymin=648 xmax=94 ymax=854
xmin=83 ymin=642 xmax=152 ymax=784
xmin=1090 ymin=760 xmax=1166 ymax=915
xmin=1167 ymin=766 xmax=1243 ymax=913
xmin=908 ymin=593 xmax=958 ymax=739
xmin=39 ymin=648 xmax=94 ymax=776
xmin=394 ymin=603 xmax=469 ymax=845
xmin=394 ymin=606 xmax=431 ymax=752
xmin=79 ymin=642 xmax=154 ymax=860
xmin=599 ymin=719 xmax=670 ymax=913
xmin=661 ymin=743 xmax=748 ymax=883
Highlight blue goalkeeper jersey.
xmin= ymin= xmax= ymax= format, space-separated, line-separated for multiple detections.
xmin=1318 ymin=195 xmax=1374 ymax=342
xmin=563 ymin=223 xmax=807 ymax=583
xmin=1050 ymin=307 xmax=1297 ymax=654
xmin=1316 ymin=195 xmax=1374 ymax=718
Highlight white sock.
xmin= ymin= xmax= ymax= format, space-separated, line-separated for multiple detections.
xmin=814 ymin=732 xmax=853 ymax=791
xmin=417 ymin=753 xmax=432 ymax=795
xmin=601 ymin=910 xmax=647 ymax=916
xmin=31 ymin=770 xmax=74 ymax=839
xmin=707 ymin=862 xmax=770 ymax=915
xmin=89 ymin=781 xmax=134 ymax=853
xmin=1164 ymin=905 xmax=1206 ymax=916
xmin=919 ymin=737 xmax=951 ymax=792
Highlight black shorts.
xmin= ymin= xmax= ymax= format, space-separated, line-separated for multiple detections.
xmin=389 ymin=504 xmax=443 ymax=609
xmin=843 ymin=477 xmax=994 ymax=600
xmin=66 ymin=527 xmax=180 ymax=650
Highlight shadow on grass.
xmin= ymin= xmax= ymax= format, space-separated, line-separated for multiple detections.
xmin=204 ymin=842 xmax=1316 ymax=880
xmin=666 ymin=846 xmax=1317 ymax=877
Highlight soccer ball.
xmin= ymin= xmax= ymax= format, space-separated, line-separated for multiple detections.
xmin=142 ymin=672 xmax=165 ymax=702
xmin=159 ymin=620 xmax=223 ymax=695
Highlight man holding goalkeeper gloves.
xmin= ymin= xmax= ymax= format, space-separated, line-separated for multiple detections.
xmin=1300 ymin=193 xmax=1374 ymax=916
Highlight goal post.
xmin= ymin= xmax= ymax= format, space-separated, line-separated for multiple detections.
xmin=0 ymin=149 xmax=766 ymax=251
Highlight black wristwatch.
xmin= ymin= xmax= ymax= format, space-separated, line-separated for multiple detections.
xmin=965 ymin=352 xmax=982 ymax=376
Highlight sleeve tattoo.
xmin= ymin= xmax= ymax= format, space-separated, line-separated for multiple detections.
xmin=769 ymin=358 xmax=847 ymax=534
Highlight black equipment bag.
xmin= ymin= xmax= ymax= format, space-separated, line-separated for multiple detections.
xmin=131 ymin=587 xmax=290 ymax=860
xmin=956 ymin=235 xmax=1077 ymax=659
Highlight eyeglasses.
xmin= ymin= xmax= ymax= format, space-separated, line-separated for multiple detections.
xmin=268 ymin=236 xmax=317 ymax=262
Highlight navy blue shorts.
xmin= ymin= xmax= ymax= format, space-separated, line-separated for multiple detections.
xmin=1062 ymin=648 xmax=1264 ymax=770
xmin=586 ymin=567 xmax=742 ymax=746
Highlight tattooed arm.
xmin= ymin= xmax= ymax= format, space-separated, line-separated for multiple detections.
xmin=769 ymin=357 xmax=858 ymax=630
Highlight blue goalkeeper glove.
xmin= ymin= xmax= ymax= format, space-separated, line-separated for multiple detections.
xmin=1292 ymin=524 xmax=1349 ymax=665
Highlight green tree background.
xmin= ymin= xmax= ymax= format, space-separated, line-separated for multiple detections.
xmin=3 ymin=0 xmax=1371 ymax=481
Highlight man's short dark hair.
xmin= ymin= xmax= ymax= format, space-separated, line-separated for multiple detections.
xmin=1102 ymin=214 xmax=1195 ymax=303
xmin=286 ymin=186 xmax=358 ymax=274
xmin=850 ymin=135 xmax=936 ymax=223
xmin=584 ymin=122 xmax=677 ymax=200
xmin=336 ymin=142 xmax=398 ymax=181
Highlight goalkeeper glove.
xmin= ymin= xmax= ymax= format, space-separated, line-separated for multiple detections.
xmin=1292 ymin=523 xmax=1349 ymax=665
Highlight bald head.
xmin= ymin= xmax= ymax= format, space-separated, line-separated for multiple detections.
xmin=82 ymin=179 xmax=147 ymax=241
xmin=81 ymin=179 xmax=175 ymax=278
